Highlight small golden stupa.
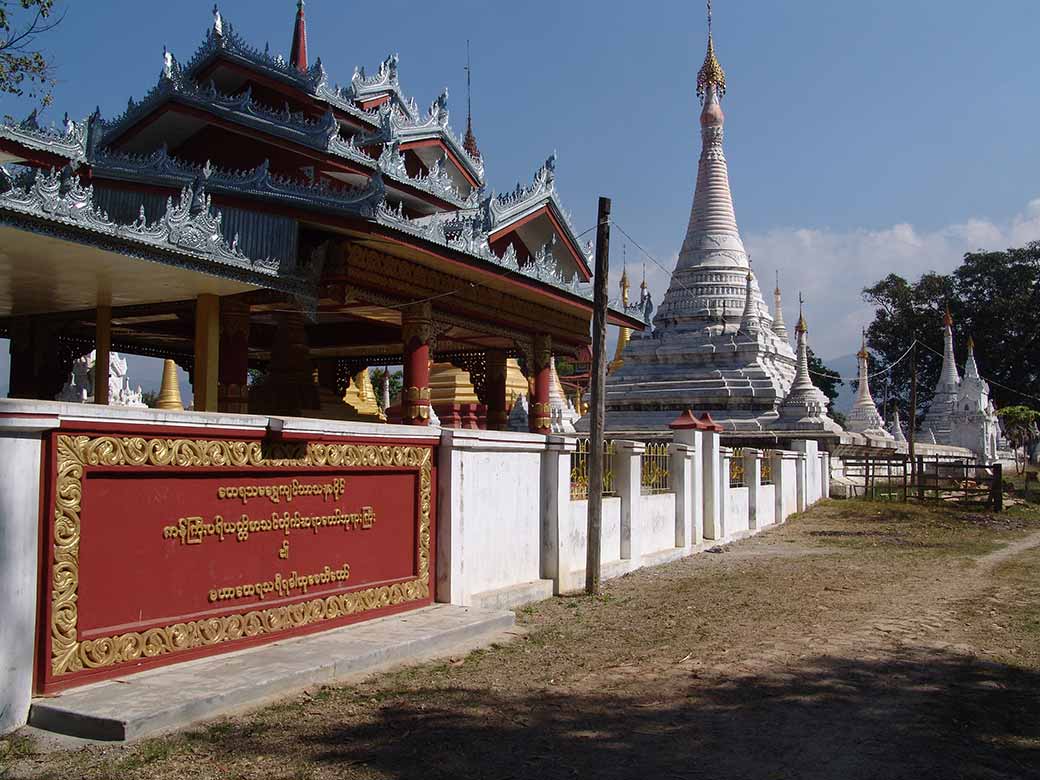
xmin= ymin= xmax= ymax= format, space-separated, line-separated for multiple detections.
xmin=341 ymin=368 xmax=386 ymax=422
xmin=155 ymin=359 xmax=184 ymax=411
xmin=608 ymin=267 xmax=631 ymax=374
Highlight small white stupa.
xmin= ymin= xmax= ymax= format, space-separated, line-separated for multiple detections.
xmin=771 ymin=298 xmax=842 ymax=434
xmin=845 ymin=330 xmax=893 ymax=439
xmin=56 ymin=350 xmax=146 ymax=407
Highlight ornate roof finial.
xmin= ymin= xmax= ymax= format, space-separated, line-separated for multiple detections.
xmin=796 ymin=292 xmax=807 ymax=334
xmin=775 ymin=269 xmax=781 ymax=296
xmin=641 ymin=261 xmax=647 ymax=291
xmin=212 ymin=4 xmax=223 ymax=37
xmin=290 ymin=0 xmax=308 ymax=73
xmin=463 ymin=39 xmax=481 ymax=160
xmin=857 ymin=327 xmax=868 ymax=360
xmin=943 ymin=301 xmax=953 ymax=328
xmin=967 ymin=334 xmax=975 ymax=353
xmin=696 ymin=0 xmax=726 ymax=103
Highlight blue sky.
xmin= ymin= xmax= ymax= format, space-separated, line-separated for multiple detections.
xmin=2 ymin=0 xmax=1039 ymax=395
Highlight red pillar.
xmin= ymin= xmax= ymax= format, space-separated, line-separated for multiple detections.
xmin=218 ymin=296 xmax=250 ymax=414
xmin=486 ymin=349 xmax=508 ymax=431
xmin=402 ymin=302 xmax=433 ymax=425
xmin=529 ymin=334 xmax=552 ymax=435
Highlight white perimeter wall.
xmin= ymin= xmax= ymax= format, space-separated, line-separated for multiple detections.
xmin=0 ymin=401 xmax=831 ymax=736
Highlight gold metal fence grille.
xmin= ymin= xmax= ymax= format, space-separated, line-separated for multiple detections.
xmin=729 ymin=448 xmax=745 ymax=487
xmin=640 ymin=442 xmax=672 ymax=495
xmin=760 ymin=453 xmax=773 ymax=485
xmin=570 ymin=439 xmax=616 ymax=500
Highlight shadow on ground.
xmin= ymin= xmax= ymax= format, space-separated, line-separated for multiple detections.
xmin=196 ymin=648 xmax=1040 ymax=780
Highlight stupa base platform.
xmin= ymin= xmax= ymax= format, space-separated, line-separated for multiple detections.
xmin=28 ymin=605 xmax=514 ymax=742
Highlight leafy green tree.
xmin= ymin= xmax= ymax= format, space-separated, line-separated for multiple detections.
xmin=0 ymin=1 xmax=63 ymax=108
xmin=997 ymin=405 xmax=1039 ymax=473
xmin=369 ymin=368 xmax=402 ymax=410
xmin=863 ymin=242 xmax=1040 ymax=422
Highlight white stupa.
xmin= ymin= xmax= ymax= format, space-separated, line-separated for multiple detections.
xmin=920 ymin=305 xmax=960 ymax=440
xmin=772 ymin=302 xmax=842 ymax=434
xmin=845 ymin=330 xmax=893 ymax=439
xmin=596 ymin=13 xmax=796 ymax=433
xmin=56 ymin=350 xmax=146 ymax=407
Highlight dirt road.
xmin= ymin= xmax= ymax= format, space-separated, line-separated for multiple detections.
xmin=5 ymin=500 xmax=1040 ymax=780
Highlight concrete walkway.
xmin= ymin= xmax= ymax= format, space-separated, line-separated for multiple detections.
xmin=29 ymin=605 xmax=514 ymax=742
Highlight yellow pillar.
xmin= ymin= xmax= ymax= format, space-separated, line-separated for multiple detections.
xmin=194 ymin=294 xmax=220 ymax=412
xmin=94 ymin=306 xmax=111 ymax=405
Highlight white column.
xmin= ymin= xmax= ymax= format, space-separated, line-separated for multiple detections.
xmin=542 ymin=435 xmax=576 ymax=595
xmin=701 ymin=430 xmax=722 ymax=540
xmin=0 ymin=417 xmax=52 ymax=734
xmin=719 ymin=446 xmax=733 ymax=539
xmin=672 ymin=428 xmax=703 ymax=547
xmin=669 ymin=441 xmax=695 ymax=549
xmin=613 ymin=440 xmax=645 ymax=562
xmin=744 ymin=448 xmax=762 ymax=529
xmin=821 ymin=452 xmax=831 ymax=499
xmin=436 ymin=433 xmax=465 ymax=605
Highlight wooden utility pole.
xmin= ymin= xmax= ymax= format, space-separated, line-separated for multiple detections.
xmin=908 ymin=339 xmax=918 ymax=498
xmin=586 ymin=196 xmax=610 ymax=595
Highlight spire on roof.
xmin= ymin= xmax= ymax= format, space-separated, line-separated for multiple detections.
xmin=739 ymin=267 xmax=758 ymax=335
xmin=964 ymin=335 xmax=981 ymax=380
xmin=847 ymin=327 xmax=891 ymax=437
xmin=772 ymin=270 xmax=788 ymax=341
xmin=212 ymin=4 xmax=223 ymax=37
xmin=795 ymin=292 xmax=807 ymax=335
xmin=696 ymin=0 xmax=726 ymax=103
xmin=462 ymin=39 xmax=481 ymax=160
xmin=290 ymin=0 xmax=308 ymax=73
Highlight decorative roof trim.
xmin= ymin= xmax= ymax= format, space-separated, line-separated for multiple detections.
xmin=178 ymin=14 xmax=482 ymax=181
xmin=98 ymin=74 xmax=470 ymax=207
xmin=373 ymin=198 xmax=593 ymax=302
xmin=90 ymin=145 xmax=387 ymax=217
xmin=0 ymin=166 xmax=314 ymax=309
xmin=0 ymin=109 xmax=98 ymax=164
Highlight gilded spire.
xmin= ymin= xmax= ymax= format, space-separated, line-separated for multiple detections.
xmin=857 ymin=328 xmax=868 ymax=360
xmin=696 ymin=0 xmax=726 ymax=103
xmin=463 ymin=39 xmax=481 ymax=160
xmin=619 ymin=265 xmax=630 ymax=307
xmin=795 ymin=292 xmax=807 ymax=335
xmin=943 ymin=302 xmax=953 ymax=328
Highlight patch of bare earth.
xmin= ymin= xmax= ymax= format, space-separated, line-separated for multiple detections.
xmin=6 ymin=499 xmax=1040 ymax=780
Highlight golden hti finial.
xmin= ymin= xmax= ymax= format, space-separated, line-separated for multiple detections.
xmin=156 ymin=359 xmax=184 ymax=411
xmin=795 ymin=292 xmax=807 ymax=334
xmin=696 ymin=0 xmax=726 ymax=102
xmin=967 ymin=334 xmax=975 ymax=353
xmin=943 ymin=302 xmax=953 ymax=327
xmin=775 ymin=269 xmax=781 ymax=296
xmin=619 ymin=242 xmax=630 ymax=306
xmin=857 ymin=327 xmax=868 ymax=360
xmin=640 ymin=261 xmax=648 ymax=291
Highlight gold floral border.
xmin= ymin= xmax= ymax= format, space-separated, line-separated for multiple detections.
xmin=50 ymin=435 xmax=432 ymax=677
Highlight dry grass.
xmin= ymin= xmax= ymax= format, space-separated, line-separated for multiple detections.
xmin=6 ymin=499 xmax=1040 ymax=780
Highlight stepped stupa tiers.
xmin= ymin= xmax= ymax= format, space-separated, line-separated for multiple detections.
xmin=921 ymin=305 xmax=960 ymax=439
xmin=772 ymin=302 xmax=842 ymax=434
xmin=596 ymin=10 xmax=796 ymax=433
xmin=846 ymin=330 xmax=893 ymax=439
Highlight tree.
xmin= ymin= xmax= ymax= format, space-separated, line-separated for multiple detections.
xmin=0 ymin=1 xmax=63 ymax=108
xmin=997 ymin=406 xmax=1039 ymax=473
xmin=863 ymin=271 xmax=955 ymax=423
xmin=369 ymin=368 xmax=402 ymax=411
xmin=863 ymin=243 xmax=1039 ymax=422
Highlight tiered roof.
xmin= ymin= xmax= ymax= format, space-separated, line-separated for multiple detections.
xmin=0 ymin=4 xmax=606 ymax=313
